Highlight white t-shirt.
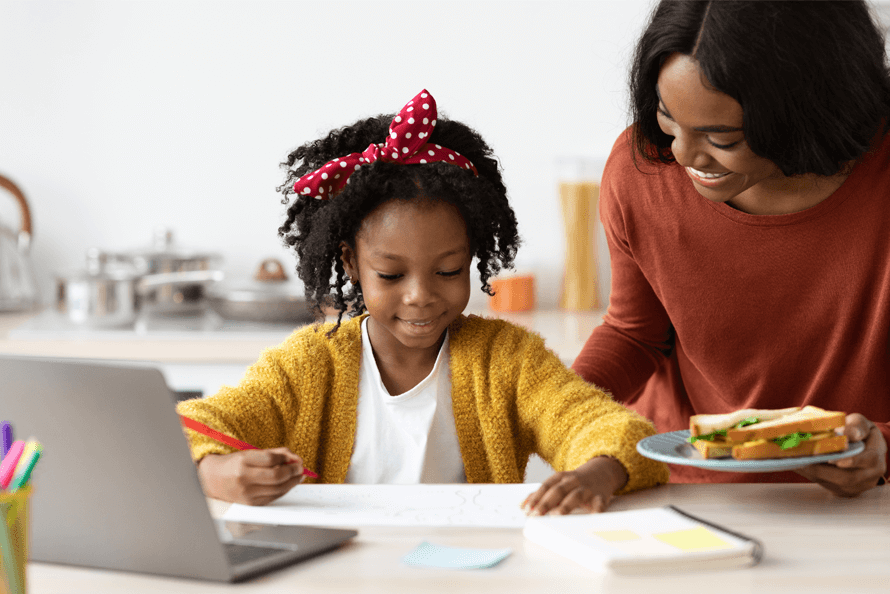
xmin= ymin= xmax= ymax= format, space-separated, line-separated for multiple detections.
xmin=344 ymin=317 xmax=466 ymax=484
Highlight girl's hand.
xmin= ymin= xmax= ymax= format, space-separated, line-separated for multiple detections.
xmin=521 ymin=456 xmax=629 ymax=516
xmin=794 ymin=414 xmax=888 ymax=497
xmin=197 ymin=447 xmax=307 ymax=506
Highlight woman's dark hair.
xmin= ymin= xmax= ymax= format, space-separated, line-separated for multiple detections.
xmin=276 ymin=113 xmax=519 ymax=328
xmin=630 ymin=0 xmax=890 ymax=176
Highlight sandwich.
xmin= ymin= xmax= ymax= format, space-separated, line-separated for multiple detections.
xmin=687 ymin=406 xmax=848 ymax=460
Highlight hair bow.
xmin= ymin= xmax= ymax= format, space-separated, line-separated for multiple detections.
xmin=293 ymin=89 xmax=478 ymax=200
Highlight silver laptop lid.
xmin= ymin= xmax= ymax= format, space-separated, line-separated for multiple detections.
xmin=0 ymin=355 xmax=241 ymax=581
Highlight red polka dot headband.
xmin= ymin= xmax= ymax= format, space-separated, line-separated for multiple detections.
xmin=292 ymin=89 xmax=478 ymax=200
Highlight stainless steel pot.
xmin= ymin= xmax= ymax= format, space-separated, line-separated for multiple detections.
xmin=207 ymin=258 xmax=316 ymax=324
xmin=100 ymin=228 xmax=222 ymax=315
xmin=56 ymin=248 xmax=223 ymax=327
xmin=0 ymin=175 xmax=39 ymax=312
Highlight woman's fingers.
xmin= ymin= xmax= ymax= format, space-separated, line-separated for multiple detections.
xmin=841 ymin=413 xmax=872 ymax=443
xmin=796 ymin=420 xmax=887 ymax=496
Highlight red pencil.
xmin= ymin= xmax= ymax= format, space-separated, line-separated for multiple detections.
xmin=179 ymin=415 xmax=318 ymax=479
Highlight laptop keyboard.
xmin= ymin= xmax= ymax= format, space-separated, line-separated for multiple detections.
xmin=224 ymin=543 xmax=289 ymax=565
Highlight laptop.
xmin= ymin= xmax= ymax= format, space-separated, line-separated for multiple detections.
xmin=0 ymin=354 xmax=356 ymax=582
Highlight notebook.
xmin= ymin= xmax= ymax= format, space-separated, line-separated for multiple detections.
xmin=524 ymin=505 xmax=762 ymax=574
xmin=0 ymin=354 xmax=356 ymax=582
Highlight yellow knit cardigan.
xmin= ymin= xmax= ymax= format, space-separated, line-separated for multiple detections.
xmin=176 ymin=314 xmax=668 ymax=495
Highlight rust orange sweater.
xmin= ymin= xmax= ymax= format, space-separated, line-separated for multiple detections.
xmin=573 ymin=129 xmax=890 ymax=483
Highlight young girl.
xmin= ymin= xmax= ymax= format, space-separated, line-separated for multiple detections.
xmin=177 ymin=89 xmax=668 ymax=514
xmin=572 ymin=1 xmax=889 ymax=495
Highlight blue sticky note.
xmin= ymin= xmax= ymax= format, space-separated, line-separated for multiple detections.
xmin=402 ymin=541 xmax=512 ymax=570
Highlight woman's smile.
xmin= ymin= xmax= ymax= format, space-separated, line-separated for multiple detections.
xmin=685 ymin=166 xmax=733 ymax=187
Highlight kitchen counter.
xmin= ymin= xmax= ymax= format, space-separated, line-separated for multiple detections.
xmin=0 ymin=307 xmax=605 ymax=365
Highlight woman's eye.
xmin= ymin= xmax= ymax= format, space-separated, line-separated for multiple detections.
xmin=438 ymin=269 xmax=462 ymax=277
xmin=377 ymin=273 xmax=402 ymax=281
xmin=708 ymin=139 xmax=741 ymax=150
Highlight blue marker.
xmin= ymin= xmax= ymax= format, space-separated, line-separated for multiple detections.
xmin=1 ymin=422 xmax=11 ymax=458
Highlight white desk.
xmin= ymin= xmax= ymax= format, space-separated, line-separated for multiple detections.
xmin=26 ymin=483 xmax=890 ymax=594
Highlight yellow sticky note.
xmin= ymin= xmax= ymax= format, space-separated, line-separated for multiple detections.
xmin=653 ymin=526 xmax=734 ymax=551
xmin=592 ymin=530 xmax=641 ymax=542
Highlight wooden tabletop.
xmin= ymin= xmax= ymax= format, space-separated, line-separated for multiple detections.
xmin=26 ymin=483 xmax=890 ymax=594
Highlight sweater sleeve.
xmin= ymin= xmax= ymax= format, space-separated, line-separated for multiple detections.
xmin=571 ymin=133 xmax=674 ymax=403
xmin=175 ymin=334 xmax=311 ymax=463
xmin=506 ymin=325 xmax=670 ymax=494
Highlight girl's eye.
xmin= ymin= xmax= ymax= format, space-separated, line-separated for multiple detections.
xmin=377 ymin=273 xmax=402 ymax=281
xmin=438 ymin=269 xmax=462 ymax=277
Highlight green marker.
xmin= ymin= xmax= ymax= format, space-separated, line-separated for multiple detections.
xmin=8 ymin=442 xmax=41 ymax=492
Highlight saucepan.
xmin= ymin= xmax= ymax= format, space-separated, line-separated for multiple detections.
xmin=56 ymin=229 xmax=225 ymax=327
xmin=99 ymin=228 xmax=223 ymax=315
xmin=56 ymin=249 xmax=224 ymax=328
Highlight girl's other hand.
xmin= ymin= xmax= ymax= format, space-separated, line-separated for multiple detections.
xmin=794 ymin=414 xmax=888 ymax=497
xmin=197 ymin=447 xmax=307 ymax=506
xmin=521 ymin=456 xmax=629 ymax=516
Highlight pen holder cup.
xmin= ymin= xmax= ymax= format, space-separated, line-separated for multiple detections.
xmin=0 ymin=487 xmax=31 ymax=594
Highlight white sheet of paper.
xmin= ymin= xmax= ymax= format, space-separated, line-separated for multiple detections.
xmin=222 ymin=483 xmax=540 ymax=528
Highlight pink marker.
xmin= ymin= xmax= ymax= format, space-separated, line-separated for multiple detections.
xmin=0 ymin=441 xmax=25 ymax=489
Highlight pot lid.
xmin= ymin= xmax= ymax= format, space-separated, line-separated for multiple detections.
xmin=106 ymin=228 xmax=221 ymax=266
xmin=208 ymin=259 xmax=305 ymax=302
xmin=58 ymin=247 xmax=141 ymax=282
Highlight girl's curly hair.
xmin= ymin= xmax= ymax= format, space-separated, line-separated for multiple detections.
xmin=276 ymin=113 xmax=520 ymax=330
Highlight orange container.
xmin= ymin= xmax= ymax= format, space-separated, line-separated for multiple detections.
xmin=489 ymin=275 xmax=535 ymax=312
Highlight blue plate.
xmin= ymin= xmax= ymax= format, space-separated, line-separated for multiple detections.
xmin=636 ymin=430 xmax=865 ymax=472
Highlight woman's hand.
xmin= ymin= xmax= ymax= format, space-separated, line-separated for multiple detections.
xmin=197 ymin=448 xmax=307 ymax=506
xmin=522 ymin=456 xmax=629 ymax=516
xmin=794 ymin=414 xmax=888 ymax=497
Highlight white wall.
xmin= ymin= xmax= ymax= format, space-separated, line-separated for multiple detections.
xmin=0 ymin=0 xmax=644 ymax=310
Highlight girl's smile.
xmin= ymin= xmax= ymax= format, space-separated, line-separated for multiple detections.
xmin=340 ymin=198 xmax=472 ymax=368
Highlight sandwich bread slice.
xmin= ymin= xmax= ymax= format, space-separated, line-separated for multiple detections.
xmin=688 ymin=406 xmax=847 ymax=460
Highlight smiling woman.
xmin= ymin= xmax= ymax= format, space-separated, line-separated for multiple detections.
xmin=571 ymin=0 xmax=890 ymax=497
xmin=653 ymin=53 xmax=848 ymax=215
